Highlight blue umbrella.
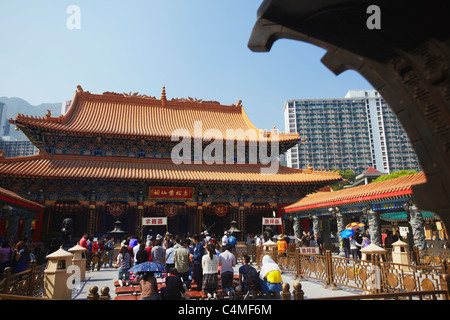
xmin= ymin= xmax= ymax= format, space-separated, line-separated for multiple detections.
xmin=128 ymin=261 xmax=167 ymax=273
xmin=340 ymin=229 xmax=355 ymax=239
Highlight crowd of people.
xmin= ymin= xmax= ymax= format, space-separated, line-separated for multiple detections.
xmin=0 ymin=233 xmax=37 ymax=280
xmin=341 ymin=229 xmax=372 ymax=260
xmin=79 ymin=231 xmax=284 ymax=300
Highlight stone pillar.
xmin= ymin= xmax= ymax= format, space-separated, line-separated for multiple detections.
xmin=322 ymin=216 xmax=332 ymax=247
xmin=406 ymin=204 xmax=426 ymax=250
xmin=367 ymin=208 xmax=382 ymax=247
xmin=335 ymin=210 xmax=345 ymax=257
xmin=312 ymin=214 xmax=320 ymax=238
xmin=293 ymin=216 xmax=301 ymax=245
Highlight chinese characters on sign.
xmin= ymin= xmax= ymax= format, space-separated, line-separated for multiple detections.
xmin=262 ymin=217 xmax=282 ymax=225
xmin=142 ymin=217 xmax=167 ymax=226
xmin=298 ymin=247 xmax=320 ymax=254
xmin=148 ymin=187 xmax=193 ymax=200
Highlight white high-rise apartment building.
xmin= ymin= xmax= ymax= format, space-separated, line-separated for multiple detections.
xmin=283 ymin=90 xmax=421 ymax=174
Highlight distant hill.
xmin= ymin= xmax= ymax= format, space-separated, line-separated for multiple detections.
xmin=0 ymin=96 xmax=61 ymax=140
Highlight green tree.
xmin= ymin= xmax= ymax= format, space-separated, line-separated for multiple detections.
xmin=331 ymin=169 xmax=355 ymax=190
xmin=371 ymin=170 xmax=418 ymax=183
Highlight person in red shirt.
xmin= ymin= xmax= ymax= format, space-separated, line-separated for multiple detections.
xmin=79 ymin=233 xmax=88 ymax=250
xmin=92 ymin=238 xmax=99 ymax=252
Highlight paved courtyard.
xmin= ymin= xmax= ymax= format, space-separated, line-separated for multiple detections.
xmin=72 ymin=264 xmax=361 ymax=300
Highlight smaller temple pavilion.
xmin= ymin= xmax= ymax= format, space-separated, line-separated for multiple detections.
xmin=0 ymin=186 xmax=45 ymax=243
xmin=0 ymin=86 xmax=341 ymax=242
xmin=283 ymin=172 xmax=446 ymax=252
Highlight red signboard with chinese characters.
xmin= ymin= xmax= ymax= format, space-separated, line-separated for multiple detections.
xmin=262 ymin=217 xmax=282 ymax=225
xmin=298 ymin=247 xmax=320 ymax=254
xmin=148 ymin=187 xmax=194 ymax=200
xmin=142 ymin=217 xmax=167 ymax=226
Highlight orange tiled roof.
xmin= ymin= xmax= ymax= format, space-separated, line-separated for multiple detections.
xmin=0 ymin=186 xmax=45 ymax=211
xmin=11 ymin=86 xmax=300 ymax=143
xmin=0 ymin=152 xmax=341 ymax=185
xmin=284 ymin=172 xmax=426 ymax=213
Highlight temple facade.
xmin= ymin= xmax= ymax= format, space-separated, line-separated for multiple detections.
xmin=0 ymin=86 xmax=341 ymax=242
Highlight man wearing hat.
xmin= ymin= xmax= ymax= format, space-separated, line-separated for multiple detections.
xmin=276 ymin=234 xmax=288 ymax=257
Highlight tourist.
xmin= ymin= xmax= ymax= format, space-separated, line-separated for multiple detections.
xmin=92 ymin=238 xmax=100 ymax=252
xmin=10 ymin=241 xmax=31 ymax=274
xmin=314 ymin=233 xmax=324 ymax=254
xmin=255 ymin=233 xmax=262 ymax=248
xmin=88 ymin=236 xmax=95 ymax=251
xmin=133 ymin=238 xmax=142 ymax=263
xmin=202 ymin=243 xmax=219 ymax=298
xmin=354 ymin=229 xmax=363 ymax=259
xmin=238 ymin=255 xmax=260 ymax=294
xmin=173 ymin=238 xmax=191 ymax=287
xmin=221 ymin=231 xmax=229 ymax=249
xmin=349 ymin=236 xmax=361 ymax=260
xmin=79 ymin=233 xmax=88 ymax=250
xmin=218 ymin=243 xmax=236 ymax=298
xmin=362 ymin=235 xmax=371 ymax=249
xmin=165 ymin=242 xmax=175 ymax=269
xmin=151 ymin=239 xmax=165 ymax=266
xmin=116 ymin=245 xmax=131 ymax=281
xmin=162 ymin=267 xmax=186 ymax=300
xmin=384 ymin=230 xmax=395 ymax=248
xmin=276 ymin=235 xmax=288 ymax=257
xmin=259 ymin=255 xmax=283 ymax=297
xmin=145 ymin=235 xmax=152 ymax=248
xmin=342 ymin=236 xmax=350 ymax=262
xmin=129 ymin=235 xmax=137 ymax=249
xmin=139 ymin=271 xmax=159 ymax=300
xmin=301 ymin=231 xmax=311 ymax=247
xmin=135 ymin=243 xmax=149 ymax=265
xmin=192 ymin=235 xmax=205 ymax=291
xmin=146 ymin=239 xmax=153 ymax=261
xmin=173 ymin=237 xmax=182 ymax=250
xmin=227 ymin=232 xmax=237 ymax=252
xmin=0 ymin=240 xmax=12 ymax=279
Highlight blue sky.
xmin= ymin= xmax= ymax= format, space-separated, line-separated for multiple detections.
xmin=0 ymin=0 xmax=373 ymax=131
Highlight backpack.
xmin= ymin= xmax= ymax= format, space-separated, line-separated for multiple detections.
xmin=243 ymin=265 xmax=260 ymax=289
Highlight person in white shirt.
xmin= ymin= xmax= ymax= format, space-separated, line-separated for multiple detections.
xmin=255 ymin=234 xmax=262 ymax=248
xmin=221 ymin=232 xmax=229 ymax=249
xmin=349 ymin=236 xmax=361 ymax=260
xmin=165 ymin=242 xmax=175 ymax=269
xmin=218 ymin=243 xmax=236 ymax=298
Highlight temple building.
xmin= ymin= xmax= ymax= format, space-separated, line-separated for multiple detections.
xmin=283 ymin=172 xmax=447 ymax=252
xmin=0 ymin=86 xmax=341 ymax=242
